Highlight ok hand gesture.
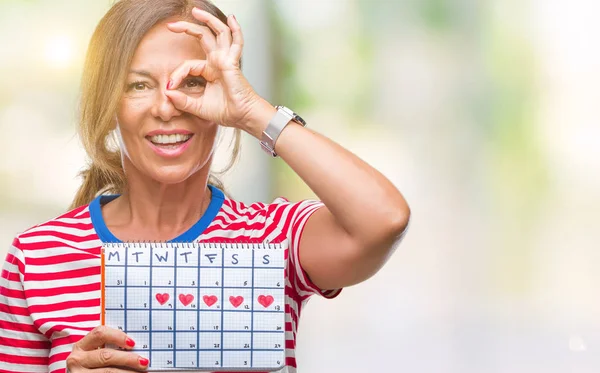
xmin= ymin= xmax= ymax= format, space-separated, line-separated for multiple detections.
xmin=165 ymin=8 xmax=262 ymax=132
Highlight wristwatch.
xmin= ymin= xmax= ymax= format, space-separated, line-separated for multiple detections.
xmin=260 ymin=105 xmax=306 ymax=157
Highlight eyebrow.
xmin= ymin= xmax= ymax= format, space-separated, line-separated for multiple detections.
xmin=129 ymin=70 xmax=154 ymax=79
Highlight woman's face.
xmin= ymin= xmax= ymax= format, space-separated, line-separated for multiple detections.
xmin=116 ymin=20 xmax=216 ymax=184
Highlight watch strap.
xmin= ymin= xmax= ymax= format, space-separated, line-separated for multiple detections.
xmin=260 ymin=106 xmax=305 ymax=157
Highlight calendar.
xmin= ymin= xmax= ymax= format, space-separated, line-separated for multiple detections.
xmin=101 ymin=241 xmax=286 ymax=371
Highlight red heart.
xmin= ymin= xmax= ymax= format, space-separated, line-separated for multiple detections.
xmin=203 ymin=295 xmax=218 ymax=307
xmin=258 ymin=295 xmax=274 ymax=308
xmin=229 ymin=296 xmax=244 ymax=308
xmin=155 ymin=293 xmax=169 ymax=305
xmin=179 ymin=294 xmax=194 ymax=307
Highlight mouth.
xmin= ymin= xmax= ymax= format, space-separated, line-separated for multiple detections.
xmin=145 ymin=132 xmax=194 ymax=158
xmin=146 ymin=133 xmax=193 ymax=149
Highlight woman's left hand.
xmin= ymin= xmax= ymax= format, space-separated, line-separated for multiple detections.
xmin=165 ymin=8 xmax=261 ymax=131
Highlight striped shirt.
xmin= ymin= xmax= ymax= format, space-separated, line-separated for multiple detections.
xmin=0 ymin=186 xmax=341 ymax=373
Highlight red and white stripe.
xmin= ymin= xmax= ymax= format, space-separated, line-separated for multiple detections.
xmin=0 ymin=197 xmax=340 ymax=373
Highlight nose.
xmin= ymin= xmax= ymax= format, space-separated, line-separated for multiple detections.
xmin=151 ymin=88 xmax=182 ymax=122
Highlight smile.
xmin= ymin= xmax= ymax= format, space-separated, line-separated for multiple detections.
xmin=148 ymin=133 xmax=193 ymax=146
xmin=145 ymin=133 xmax=194 ymax=158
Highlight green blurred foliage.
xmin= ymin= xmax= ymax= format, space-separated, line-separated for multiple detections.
xmin=419 ymin=0 xmax=453 ymax=30
xmin=483 ymin=21 xmax=549 ymax=296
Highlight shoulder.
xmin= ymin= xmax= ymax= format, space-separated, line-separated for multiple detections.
xmin=12 ymin=202 xmax=96 ymax=254
xmin=220 ymin=196 xmax=322 ymax=222
xmin=18 ymin=202 xmax=93 ymax=237
xmin=203 ymin=195 xmax=323 ymax=242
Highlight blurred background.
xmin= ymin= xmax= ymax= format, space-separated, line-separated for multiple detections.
xmin=1 ymin=0 xmax=599 ymax=372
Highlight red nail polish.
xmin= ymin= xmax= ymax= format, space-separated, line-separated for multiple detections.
xmin=167 ymin=80 xmax=173 ymax=90
xmin=126 ymin=337 xmax=135 ymax=347
xmin=139 ymin=357 xmax=149 ymax=366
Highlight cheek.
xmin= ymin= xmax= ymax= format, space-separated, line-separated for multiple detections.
xmin=117 ymin=98 xmax=148 ymax=128
xmin=116 ymin=99 xmax=150 ymax=150
xmin=117 ymin=98 xmax=149 ymax=141
xmin=197 ymin=124 xmax=219 ymax=153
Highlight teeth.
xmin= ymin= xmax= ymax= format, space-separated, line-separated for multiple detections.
xmin=149 ymin=134 xmax=192 ymax=144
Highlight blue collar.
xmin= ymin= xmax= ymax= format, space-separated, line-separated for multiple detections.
xmin=89 ymin=185 xmax=224 ymax=243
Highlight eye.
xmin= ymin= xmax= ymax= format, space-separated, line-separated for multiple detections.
xmin=126 ymin=81 xmax=149 ymax=92
xmin=182 ymin=77 xmax=206 ymax=89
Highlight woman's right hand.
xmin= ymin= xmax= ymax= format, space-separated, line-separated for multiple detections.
xmin=66 ymin=326 xmax=149 ymax=372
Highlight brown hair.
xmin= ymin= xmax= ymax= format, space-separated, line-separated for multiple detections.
xmin=69 ymin=0 xmax=241 ymax=210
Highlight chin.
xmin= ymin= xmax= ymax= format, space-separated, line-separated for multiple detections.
xmin=146 ymin=164 xmax=201 ymax=185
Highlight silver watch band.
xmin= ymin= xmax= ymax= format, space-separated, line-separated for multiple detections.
xmin=260 ymin=106 xmax=306 ymax=157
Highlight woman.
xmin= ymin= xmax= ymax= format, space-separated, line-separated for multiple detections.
xmin=0 ymin=0 xmax=410 ymax=372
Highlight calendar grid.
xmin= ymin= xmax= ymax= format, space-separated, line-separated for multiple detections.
xmin=250 ymin=243 xmax=255 ymax=367
xmin=196 ymin=244 xmax=201 ymax=368
xmin=148 ymin=244 xmax=153 ymax=365
xmin=173 ymin=245 xmax=178 ymax=368
xmin=100 ymin=330 xmax=285 ymax=334
xmin=104 ymin=308 xmax=283 ymax=313
xmin=100 ymin=265 xmax=263 ymax=269
xmin=105 ymin=285 xmax=283 ymax=288
xmin=121 ymin=348 xmax=284 ymax=352
xmin=220 ymin=245 xmax=224 ymax=368
xmin=103 ymin=242 xmax=286 ymax=370
xmin=124 ymin=245 xmax=128 ymax=334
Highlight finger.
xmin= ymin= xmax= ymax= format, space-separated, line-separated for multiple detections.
xmin=227 ymin=15 xmax=244 ymax=62
xmin=74 ymin=326 xmax=135 ymax=351
xmin=164 ymin=89 xmax=203 ymax=117
xmin=166 ymin=21 xmax=217 ymax=53
xmin=168 ymin=59 xmax=207 ymax=91
xmin=68 ymin=348 xmax=149 ymax=371
xmin=66 ymin=358 xmax=143 ymax=373
xmin=192 ymin=7 xmax=232 ymax=49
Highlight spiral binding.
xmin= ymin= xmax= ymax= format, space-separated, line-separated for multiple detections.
xmin=102 ymin=240 xmax=285 ymax=250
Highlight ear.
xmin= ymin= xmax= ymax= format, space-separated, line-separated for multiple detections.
xmin=113 ymin=123 xmax=125 ymax=147
xmin=105 ymin=119 xmax=126 ymax=154
xmin=112 ymin=115 xmax=119 ymax=130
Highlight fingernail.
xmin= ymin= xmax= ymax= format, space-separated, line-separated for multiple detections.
xmin=232 ymin=14 xmax=238 ymax=23
xmin=139 ymin=357 xmax=149 ymax=366
xmin=167 ymin=80 xmax=173 ymax=90
xmin=126 ymin=337 xmax=135 ymax=347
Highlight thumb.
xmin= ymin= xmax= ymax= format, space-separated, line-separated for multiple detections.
xmin=164 ymin=90 xmax=203 ymax=117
